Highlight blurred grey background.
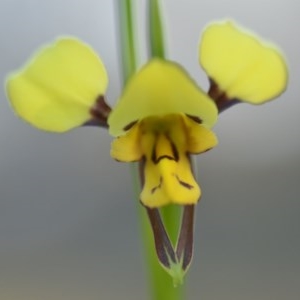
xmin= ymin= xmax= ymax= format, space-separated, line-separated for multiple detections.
xmin=0 ymin=0 xmax=299 ymax=299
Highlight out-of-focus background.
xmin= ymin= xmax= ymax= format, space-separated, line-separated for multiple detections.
xmin=0 ymin=0 xmax=299 ymax=299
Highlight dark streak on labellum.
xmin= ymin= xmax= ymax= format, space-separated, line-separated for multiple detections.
xmin=175 ymin=175 xmax=193 ymax=190
xmin=151 ymin=176 xmax=163 ymax=194
xmin=151 ymin=134 xmax=179 ymax=164
xmin=168 ymin=135 xmax=179 ymax=161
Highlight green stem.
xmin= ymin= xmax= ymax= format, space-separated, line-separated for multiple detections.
xmin=148 ymin=0 xmax=166 ymax=58
xmin=116 ymin=0 xmax=137 ymax=83
xmin=116 ymin=0 xmax=184 ymax=299
xmin=148 ymin=0 xmax=184 ymax=297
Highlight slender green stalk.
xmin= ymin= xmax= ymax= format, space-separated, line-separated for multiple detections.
xmin=116 ymin=0 xmax=137 ymax=83
xmin=148 ymin=0 xmax=166 ymax=58
xmin=116 ymin=0 xmax=184 ymax=299
xmin=148 ymin=0 xmax=184 ymax=297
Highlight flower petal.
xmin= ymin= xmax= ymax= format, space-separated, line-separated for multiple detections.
xmin=199 ymin=21 xmax=288 ymax=104
xmin=183 ymin=116 xmax=218 ymax=154
xmin=6 ymin=38 xmax=108 ymax=132
xmin=110 ymin=122 xmax=143 ymax=162
xmin=108 ymin=59 xmax=218 ymax=137
xmin=141 ymin=157 xmax=200 ymax=208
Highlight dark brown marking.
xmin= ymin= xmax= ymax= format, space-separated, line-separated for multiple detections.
xmin=175 ymin=175 xmax=193 ymax=190
xmin=151 ymin=134 xmax=179 ymax=164
xmin=85 ymin=95 xmax=112 ymax=128
xmin=123 ymin=120 xmax=138 ymax=131
xmin=186 ymin=115 xmax=203 ymax=124
xmin=203 ymin=147 xmax=213 ymax=153
xmin=154 ymin=155 xmax=176 ymax=163
xmin=207 ymin=78 xmax=240 ymax=113
xmin=151 ymin=176 xmax=163 ymax=194
xmin=169 ymin=136 xmax=179 ymax=161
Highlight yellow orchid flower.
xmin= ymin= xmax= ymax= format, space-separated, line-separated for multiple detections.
xmin=6 ymin=20 xmax=289 ymax=208
xmin=5 ymin=19 xmax=288 ymax=280
xmin=108 ymin=59 xmax=218 ymax=207
xmin=5 ymin=20 xmax=288 ymax=209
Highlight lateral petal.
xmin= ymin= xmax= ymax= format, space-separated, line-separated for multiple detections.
xmin=110 ymin=122 xmax=143 ymax=162
xmin=183 ymin=116 xmax=218 ymax=154
xmin=199 ymin=21 xmax=288 ymax=104
xmin=6 ymin=38 xmax=108 ymax=132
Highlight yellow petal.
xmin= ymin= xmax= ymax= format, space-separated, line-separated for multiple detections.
xmin=199 ymin=20 xmax=288 ymax=104
xmin=183 ymin=116 xmax=218 ymax=154
xmin=140 ymin=160 xmax=171 ymax=207
xmin=6 ymin=38 xmax=108 ymax=132
xmin=110 ymin=122 xmax=143 ymax=162
xmin=141 ymin=157 xmax=200 ymax=208
xmin=108 ymin=59 xmax=218 ymax=137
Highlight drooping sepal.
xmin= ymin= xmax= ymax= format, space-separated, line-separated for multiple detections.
xmin=146 ymin=205 xmax=195 ymax=286
xmin=175 ymin=205 xmax=195 ymax=273
xmin=199 ymin=20 xmax=288 ymax=110
xmin=6 ymin=37 xmax=110 ymax=132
